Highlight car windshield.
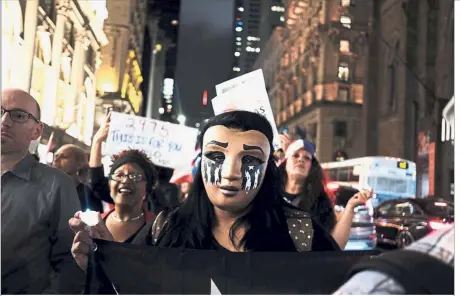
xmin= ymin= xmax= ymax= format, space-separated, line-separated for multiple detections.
xmin=419 ymin=201 xmax=454 ymax=217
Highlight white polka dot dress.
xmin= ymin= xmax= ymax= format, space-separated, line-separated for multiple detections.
xmin=284 ymin=209 xmax=314 ymax=251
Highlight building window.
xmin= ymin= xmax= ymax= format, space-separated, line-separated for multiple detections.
xmin=338 ymin=88 xmax=349 ymax=102
xmin=340 ymin=40 xmax=350 ymax=53
xmin=308 ymin=122 xmax=317 ymax=144
xmin=301 ymin=75 xmax=307 ymax=95
xmin=340 ymin=16 xmax=352 ymax=28
xmin=341 ymin=0 xmax=355 ymax=7
xmin=293 ymin=84 xmax=298 ymax=100
xmin=334 ymin=121 xmax=348 ymax=137
xmin=338 ymin=62 xmax=350 ymax=82
xmin=388 ymin=40 xmax=399 ymax=112
xmin=388 ymin=63 xmax=396 ymax=111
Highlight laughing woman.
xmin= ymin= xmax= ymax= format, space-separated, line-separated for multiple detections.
xmin=70 ymin=111 xmax=339 ymax=272
xmin=80 ymin=149 xmax=157 ymax=243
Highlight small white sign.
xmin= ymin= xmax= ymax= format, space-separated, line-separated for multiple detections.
xmin=213 ymin=70 xmax=281 ymax=150
xmin=106 ymin=112 xmax=199 ymax=169
xmin=215 ymin=69 xmax=265 ymax=95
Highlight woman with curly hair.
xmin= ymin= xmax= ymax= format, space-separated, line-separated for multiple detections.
xmin=80 ymin=149 xmax=157 ymax=243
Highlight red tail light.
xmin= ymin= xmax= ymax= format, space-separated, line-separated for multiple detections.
xmin=428 ymin=220 xmax=450 ymax=230
xmin=368 ymin=233 xmax=376 ymax=240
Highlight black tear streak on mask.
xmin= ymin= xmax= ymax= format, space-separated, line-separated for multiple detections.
xmin=241 ymin=163 xmax=264 ymax=191
xmin=202 ymin=157 xmax=222 ymax=185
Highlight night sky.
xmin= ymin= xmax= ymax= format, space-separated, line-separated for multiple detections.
xmin=175 ymin=0 xmax=234 ymax=127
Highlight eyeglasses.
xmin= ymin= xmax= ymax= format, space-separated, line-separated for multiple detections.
xmin=1 ymin=107 xmax=40 ymax=123
xmin=109 ymin=173 xmax=146 ymax=183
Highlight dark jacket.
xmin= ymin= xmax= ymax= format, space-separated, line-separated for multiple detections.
xmin=76 ymin=183 xmax=104 ymax=212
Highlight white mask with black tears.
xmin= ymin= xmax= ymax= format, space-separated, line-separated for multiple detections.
xmin=201 ymin=125 xmax=270 ymax=213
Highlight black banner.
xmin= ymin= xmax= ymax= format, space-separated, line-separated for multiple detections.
xmin=87 ymin=239 xmax=380 ymax=294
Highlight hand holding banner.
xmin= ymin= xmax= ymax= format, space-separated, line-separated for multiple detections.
xmin=105 ymin=112 xmax=199 ymax=169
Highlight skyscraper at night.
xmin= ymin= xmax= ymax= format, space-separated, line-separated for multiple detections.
xmin=230 ymin=0 xmax=285 ymax=77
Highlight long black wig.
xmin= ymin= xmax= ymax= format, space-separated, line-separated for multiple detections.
xmin=155 ymin=111 xmax=297 ymax=251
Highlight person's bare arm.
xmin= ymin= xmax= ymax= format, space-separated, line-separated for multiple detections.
xmin=331 ymin=190 xmax=372 ymax=249
xmin=89 ymin=112 xmax=111 ymax=168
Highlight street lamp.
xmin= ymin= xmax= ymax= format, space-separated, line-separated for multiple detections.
xmin=177 ymin=114 xmax=186 ymax=125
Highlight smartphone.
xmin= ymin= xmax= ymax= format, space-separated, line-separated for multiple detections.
xmin=280 ymin=127 xmax=289 ymax=134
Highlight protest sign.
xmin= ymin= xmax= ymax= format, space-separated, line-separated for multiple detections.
xmin=215 ymin=69 xmax=266 ymax=95
xmin=212 ymin=71 xmax=281 ymax=150
xmin=86 ymin=239 xmax=380 ymax=294
xmin=105 ymin=112 xmax=199 ymax=169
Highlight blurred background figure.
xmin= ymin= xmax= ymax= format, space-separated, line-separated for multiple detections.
xmin=152 ymin=167 xmax=181 ymax=214
xmin=53 ymin=144 xmax=103 ymax=212
xmin=179 ymin=181 xmax=191 ymax=202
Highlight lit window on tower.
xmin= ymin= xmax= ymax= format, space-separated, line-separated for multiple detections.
xmin=340 ymin=16 xmax=352 ymax=28
xmin=340 ymin=40 xmax=350 ymax=53
xmin=271 ymin=6 xmax=285 ymax=12
xmin=338 ymin=62 xmax=350 ymax=82
xmin=341 ymin=0 xmax=353 ymax=7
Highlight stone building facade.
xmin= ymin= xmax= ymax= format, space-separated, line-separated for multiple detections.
xmin=363 ymin=0 xmax=454 ymax=199
xmin=254 ymin=0 xmax=370 ymax=162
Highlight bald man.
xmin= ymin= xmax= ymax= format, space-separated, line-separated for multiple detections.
xmin=1 ymin=89 xmax=84 ymax=293
xmin=53 ymin=144 xmax=103 ymax=212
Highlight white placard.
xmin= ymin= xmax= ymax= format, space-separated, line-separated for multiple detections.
xmin=106 ymin=112 xmax=199 ymax=169
xmin=215 ymin=69 xmax=265 ymax=95
xmin=212 ymin=70 xmax=281 ymax=150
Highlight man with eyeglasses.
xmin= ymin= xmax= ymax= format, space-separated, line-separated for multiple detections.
xmin=1 ymin=88 xmax=84 ymax=294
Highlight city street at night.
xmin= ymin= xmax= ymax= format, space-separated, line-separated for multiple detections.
xmin=1 ymin=0 xmax=455 ymax=294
